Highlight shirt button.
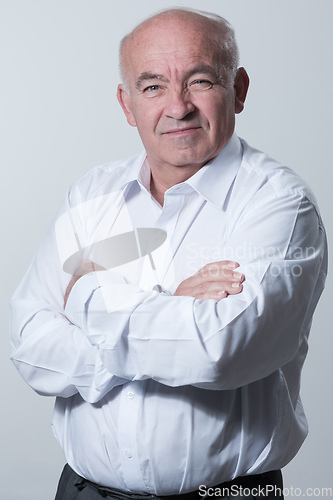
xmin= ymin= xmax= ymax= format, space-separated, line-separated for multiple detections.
xmin=125 ymin=449 xmax=133 ymax=459
xmin=127 ymin=391 xmax=135 ymax=399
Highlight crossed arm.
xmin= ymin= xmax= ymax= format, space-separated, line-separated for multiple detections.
xmin=63 ymin=259 xmax=245 ymax=308
xmin=10 ymin=190 xmax=327 ymax=401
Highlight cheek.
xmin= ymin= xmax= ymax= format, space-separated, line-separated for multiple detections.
xmin=209 ymin=101 xmax=235 ymax=132
xmin=193 ymin=94 xmax=226 ymax=124
xmin=133 ymin=103 xmax=162 ymax=134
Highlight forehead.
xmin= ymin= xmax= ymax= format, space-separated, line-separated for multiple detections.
xmin=124 ymin=16 xmax=220 ymax=81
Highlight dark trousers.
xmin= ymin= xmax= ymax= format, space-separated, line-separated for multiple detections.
xmin=54 ymin=464 xmax=284 ymax=499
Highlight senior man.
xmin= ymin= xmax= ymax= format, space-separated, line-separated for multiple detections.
xmin=11 ymin=7 xmax=327 ymax=500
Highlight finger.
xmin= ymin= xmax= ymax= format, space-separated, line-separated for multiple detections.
xmin=230 ymin=271 xmax=245 ymax=283
xmin=196 ymin=281 xmax=244 ymax=301
xmin=225 ymin=281 xmax=243 ymax=295
xmin=174 ymin=278 xmax=244 ymax=300
xmin=197 ymin=279 xmax=243 ymax=297
xmin=174 ymin=260 xmax=245 ymax=298
xmin=195 ymin=290 xmax=228 ymax=301
xmin=198 ymin=276 xmax=244 ymax=296
xmin=198 ymin=260 xmax=240 ymax=272
xmin=192 ymin=269 xmax=244 ymax=291
xmin=189 ymin=270 xmax=245 ymax=297
xmin=174 ymin=270 xmax=244 ymax=297
xmin=195 ymin=261 xmax=241 ymax=281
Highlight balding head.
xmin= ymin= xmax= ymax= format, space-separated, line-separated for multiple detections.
xmin=119 ymin=8 xmax=239 ymax=93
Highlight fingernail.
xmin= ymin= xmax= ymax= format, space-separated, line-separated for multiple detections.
xmin=228 ymin=262 xmax=236 ymax=268
xmin=231 ymin=282 xmax=240 ymax=288
xmin=217 ymin=290 xmax=226 ymax=295
xmin=233 ymin=272 xmax=242 ymax=279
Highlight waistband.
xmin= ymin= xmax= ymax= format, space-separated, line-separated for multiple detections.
xmin=71 ymin=467 xmax=283 ymax=499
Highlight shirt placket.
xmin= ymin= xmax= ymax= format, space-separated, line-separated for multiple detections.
xmin=118 ymin=381 xmax=148 ymax=491
xmin=152 ymin=189 xmax=188 ymax=285
xmin=116 ymin=189 xmax=186 ymax=493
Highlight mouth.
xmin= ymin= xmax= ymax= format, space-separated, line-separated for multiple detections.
xmin=163 ymin=127 xmax=201 ymax=137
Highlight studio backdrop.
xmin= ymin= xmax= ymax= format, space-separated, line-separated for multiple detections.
xmin=1 ymin=1 xmax=332 ymax=499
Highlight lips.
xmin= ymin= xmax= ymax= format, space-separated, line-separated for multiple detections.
xmin=163 ymin=126 xmax=201 ymax=135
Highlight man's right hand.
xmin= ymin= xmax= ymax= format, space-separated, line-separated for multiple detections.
xmin=174 ymin=261 xmax=244 ymax=301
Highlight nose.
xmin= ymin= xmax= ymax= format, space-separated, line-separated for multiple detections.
xmin=165 ymin=88 xmax=195 ymax=120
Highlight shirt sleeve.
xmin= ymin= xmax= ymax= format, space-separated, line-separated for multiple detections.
xmin=10 ymin=193 xmax=128 ymax=403
xmin=63 ymin=192 xmax=328 ymax=390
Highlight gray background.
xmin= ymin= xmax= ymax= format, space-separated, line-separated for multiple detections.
xmin=1 ymin=1 xmax=332 ymax=498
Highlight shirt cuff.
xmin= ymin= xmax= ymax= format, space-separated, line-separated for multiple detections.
xmin=64 ymin=270 xmax=156 ymax=334
xmin=64 ymin=271 xmax=105 ymax=328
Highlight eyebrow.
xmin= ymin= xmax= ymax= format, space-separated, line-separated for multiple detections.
xmin=135 ymin=72 xmax=166 ymax=90
xmin=184 ymin=64 xmax=219 ymax=81
xmin=135 ymin=64 xmax=219 ymax=90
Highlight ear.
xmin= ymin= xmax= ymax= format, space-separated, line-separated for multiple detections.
xmin=117 ymin=84 xmax=137 ymax=127
xmin=234 ymin=67 xmax=250 ymax=114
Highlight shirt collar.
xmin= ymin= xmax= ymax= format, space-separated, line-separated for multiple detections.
xmin=119 ymin=150 xmax=147 ymax=189
xmin=119 ymin=133 xmax=242 ymax=208
xmin=185 ymin=133 xmax=243 ymax=209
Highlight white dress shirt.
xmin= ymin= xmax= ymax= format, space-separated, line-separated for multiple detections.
xmin=10 ymin=134 xmax=327 ymax=494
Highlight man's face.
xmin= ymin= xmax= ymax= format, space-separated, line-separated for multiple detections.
xmin=118 ymin=16 xmax=246 ymax=175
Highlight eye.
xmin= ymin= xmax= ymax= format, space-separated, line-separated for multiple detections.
xmin=144 ymin=85 xmax=160 ymax=93
xmin=189 ymin=79 xmax=213 ymax=90
xmin=141 ymin=84 xmax=164 ymax=97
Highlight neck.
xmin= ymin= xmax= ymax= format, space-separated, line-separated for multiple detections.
xmin=150 ymin=176 xmax=165 ymax=206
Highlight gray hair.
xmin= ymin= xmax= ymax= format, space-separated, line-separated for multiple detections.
xmin=119 ymin=7 xmax=239 ymax=92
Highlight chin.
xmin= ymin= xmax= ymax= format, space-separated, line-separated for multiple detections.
xmin=167 ymin=150 xmax=209 ymax=166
